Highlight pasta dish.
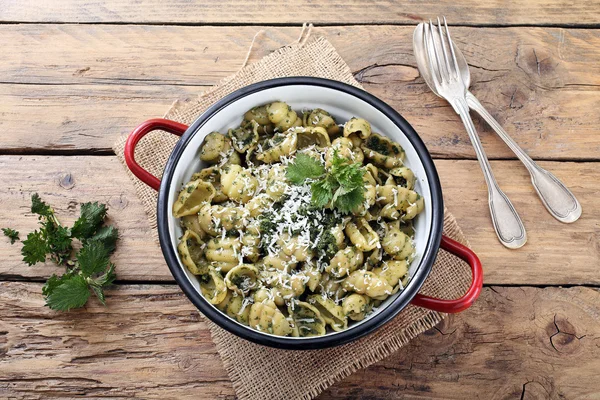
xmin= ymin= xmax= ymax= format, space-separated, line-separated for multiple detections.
xmin=173 ymin=101 xmax=424 ymax=337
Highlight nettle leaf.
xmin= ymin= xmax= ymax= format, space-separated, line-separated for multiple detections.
xmin=87 ymin=225 xmax=119 ymax=254
xmin=42 ymin=272 xmax=75 ymax=297
xmin=288 ymin=150 xmax=366 ymax=214
xmin=46 ymin=224 xmax=73 ymax=264
xmin=2 ymin=228 xmax=19 ymax=244
xmin=31 ymin=193 xmax=52 ymax=217
xmin=94 ymin=263 xmax=116 ymax=287
xmin=21 ymin=230 xmax=49 ymax=265
xmin=45 ymin=274 xmax=90 ymax=311
xmin=91 ymin=285 xmax=106 ymax=305
xmin=71 ymin=202 xmax=108 ymax=239
xmin=311 ymin=180 xmax=333 ymax=208
xmin=333 ymin=187 xmax=364 ymax=214
xmin=77 ymin=241 xmax=110 ymax=277
xmin=286 ymin=153 xmax=325 ymax=185
xmin=15 ymin=193 xmax=118 ymax=312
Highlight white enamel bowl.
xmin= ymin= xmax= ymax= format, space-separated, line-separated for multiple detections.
xmin=125 ymin=77 xmax=482 ymax=350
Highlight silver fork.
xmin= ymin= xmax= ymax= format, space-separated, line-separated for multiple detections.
xmin=424 ymin=18 xmax=527 ymax=249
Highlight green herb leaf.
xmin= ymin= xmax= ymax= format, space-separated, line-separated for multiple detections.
xmin=286 ymin=153 xmax=325 ymax=185
xmin=45 ymin=274 xmax=90 ymax=311
xmin=91 ymin=285 xmax=106 ymax=305
xmin=311 ymin=179 xmax=333 ymax=208
xmin=87 ymin=225 xmax=119 ymax=254
xmin=77 ymin=241 xmax=110 ymax=277
xmin=31 ymin=193 xmax=52 ymax=218
xmin=15 ymin=194 xmax=118 ymax=312
xmin=71 ymin=202 xmax=108 ymax=239
xmin=287 ymin=150 xmax=366 ymax=214
xmin=42 ymin=272 xmax=74 ymax=297
xmin=94 ymin=263 xmax=116 ymax=287
xmin=46 ymin=225 xmax=73 ymax=264
xmin=335 ymin=163 xmax=363 ymax=189
xmin=333 ymin=186 xmax=364 ymax=214
xmin=2 ymin=228 xmax=19 ymax=244
xmin=21 ymin=230 xmax=49 ymax=265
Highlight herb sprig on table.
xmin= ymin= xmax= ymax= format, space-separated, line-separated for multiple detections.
xmin=2 ymin=228 xmax=19 ymax=244
xmin=3 ymin=194 xmax=118 ymax=311
xmin=286 ymin=151 xmax=366 ymax=214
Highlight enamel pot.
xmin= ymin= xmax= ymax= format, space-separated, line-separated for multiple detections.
xmin=124 ymin=77 xmax=483 ymax=350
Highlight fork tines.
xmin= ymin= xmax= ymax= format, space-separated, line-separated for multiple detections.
xmin=424 ymin=16 xmax=461 ymax=83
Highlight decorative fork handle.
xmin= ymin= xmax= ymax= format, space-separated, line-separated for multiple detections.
xmin=451 ymin=97 xmax=527 ymax=249
xmin=466 ymin=92 xmax=582 ymax=223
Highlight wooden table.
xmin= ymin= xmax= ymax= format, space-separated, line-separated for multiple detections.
xmin=1 ymin=2 xmax=599 ymax=398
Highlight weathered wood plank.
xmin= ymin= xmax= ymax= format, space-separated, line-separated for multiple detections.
xmin=1 ymin=283 xmax=598 ymax=399
xmin=439 ymin=159 xmax=600 ymax=286
xmin=0 ymin=156 xmax=597 ymax=285
xmin=0 ymin=156 xmax=166 ymax=281
xmin=1 ymin=0 xmax=599 ymax=25
xmin=0 ymin=25 xmax=599 ymax=159
xmin=0 ymin=83 xmax=206 ymax=154
xmin=320 ymin=286 xmax=600 ymax=399
xmin=0 ymin=282 xmax=235 ymax=399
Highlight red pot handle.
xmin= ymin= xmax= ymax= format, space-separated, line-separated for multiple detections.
xmin=410 ymin=235 xmax=483 ymax=313
xmin=124 ymin=118 xmax=189 ymax=191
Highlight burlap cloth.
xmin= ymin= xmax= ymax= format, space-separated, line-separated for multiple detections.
xmin=113 ymin=30 xmax=472 ymax=400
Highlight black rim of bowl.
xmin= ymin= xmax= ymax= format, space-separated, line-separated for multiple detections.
xmin=157 ymin=77 xmax=444 ymax=350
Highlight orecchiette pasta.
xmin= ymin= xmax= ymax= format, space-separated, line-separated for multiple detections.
xmin=326 ymin=137 xmax=364 ymax=166
xmin=217 ymin=291 xmax=252 ymax=324
xmin=200 ymin=131 xmax=241 ymax=165
xmin=225 ymin=264 xmax=259 ymax=295
xmin=199 ymin=267 xmax=228 ymax=305
xmin=342 ymin=293 xmax=371 ymax=321
xmin=326 ymin=246 xmax=364 ymax=278
xmin=266 ymin=101 xmax=300 ymax=132
xmin=293 ymin=126 xmax=331 ymax=149
xmin=257 ymin=132 xmax=298 ymax=163
xmin=192 ymin=167 xmax=228 ymax=203
xmin=372 ymin=260 xmax=408 ymax=289
xmin=343 ymin=117 xmax=372 ymax=139
xmin=308 ymin=295 xmax=348 ymax=331
xmin=343 ymin=270 xmax=394 ymax=300
xmin=361 ymin=132 xmax=404 ymax=169
xmin=172 ymin=179 xmax=215 ymax=218
xmin=220 ymin=164 xmax=258 ymax=203
xmin=303 ymin=108 xmax=341 ymax=137
xmin=249 ymin=295 xmax=293 ymax=336
xmin=173 ymin=101 xmax=425 ymax=337
xmin=344 ymin=218 xmax=379 ymax=251
xmin=177 ymin=230 xmax=208 ymax=275
xmin=289 ymin=301 xmax=326 ymax=337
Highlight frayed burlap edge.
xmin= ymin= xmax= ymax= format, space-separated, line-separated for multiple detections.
xmin=210 ymin=312 xmax=445 ymax=400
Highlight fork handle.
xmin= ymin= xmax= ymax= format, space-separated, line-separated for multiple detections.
xmin=466 ymin=92 xmax=582 ymax=223
xmin=452 ymin=98 xmax=527 ymax=249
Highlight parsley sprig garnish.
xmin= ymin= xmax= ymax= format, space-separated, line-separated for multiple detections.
xmin=286 ymin=152 xmax=366 ymax=213
xmin=4 ymin=194 xmax=118 ymax=311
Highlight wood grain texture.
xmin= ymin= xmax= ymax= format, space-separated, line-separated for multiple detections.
xmin=0 ymin=156 xmax=166 ymax=281
xmin=1 ymin=25 xmax=599 ymax=159
xmin=0 ymin=282 xmax=235 ymax=399
xmin=0 ymin=156 xmax=597 ymax=285
xmin=0 ymin=83 xmax=205 ymax=154
xmin=1 ymin=283 xmax=598 ymax=399
xmin=1 ymin=0 xmax=600 ymax=25
xmin=320 ymin=286 xmax=600 ymax=399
